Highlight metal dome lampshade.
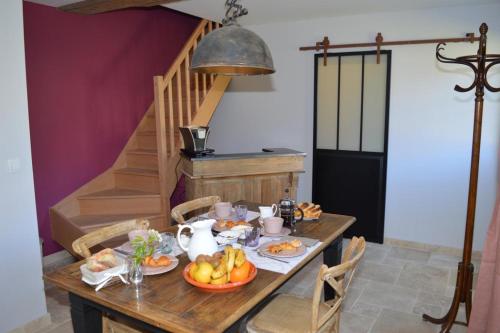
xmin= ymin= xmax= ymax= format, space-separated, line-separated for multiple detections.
xmin=191 ymin=0 xmax=275 ymax=76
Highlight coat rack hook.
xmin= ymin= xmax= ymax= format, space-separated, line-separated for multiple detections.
xmin=375 ymin=33 xmax=384 ymax=64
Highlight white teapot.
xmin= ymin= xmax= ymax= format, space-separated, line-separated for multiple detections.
xmin=177 ymin=219 xmax=218 ymax=262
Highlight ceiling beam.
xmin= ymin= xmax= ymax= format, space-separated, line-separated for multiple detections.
xmin=59 ymin=0 xmax=180 ymax=15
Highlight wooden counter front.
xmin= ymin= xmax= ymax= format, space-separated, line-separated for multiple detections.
xmin=181 ymin=148 xmax=305 ymax=205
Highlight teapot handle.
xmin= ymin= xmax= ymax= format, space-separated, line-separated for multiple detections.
xmin=177 ymin=224 xmax=193 ymax=252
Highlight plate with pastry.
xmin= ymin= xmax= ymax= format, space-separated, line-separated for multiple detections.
xmin=142 ymin=253 xmax=178 ymax=276
xmin=212 ymin=219 xmax=252 ymax=233
xmin=296 ymin=202 xmax=322 ymax=221
xmin=80 ymin=248 xmax=128 ymax=285
xmin=257 ymin=239 xmax=306 ymax=258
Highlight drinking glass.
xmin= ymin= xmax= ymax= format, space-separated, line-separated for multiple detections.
xmin=244 ymin=227 xmax=260 ymax=247
xmin=235 ymin=204 xmax=248 ymax=221
xmin=159 ymin=232 xmax=174 ymax=254
xmin=128 ymin=259 xmax=143 ymax=286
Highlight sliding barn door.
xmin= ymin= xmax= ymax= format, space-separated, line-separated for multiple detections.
xmin=313 ymin=51 xmax=391 ymax=243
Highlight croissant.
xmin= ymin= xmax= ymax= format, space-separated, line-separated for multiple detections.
xmin=296 ymin=202 xmax=322 ymax=219
xmin=86 ymin=248 xmax=118 ymax=272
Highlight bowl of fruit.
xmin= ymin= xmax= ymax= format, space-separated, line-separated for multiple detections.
xmin=183 ymin=246 xmax=257 ymax=291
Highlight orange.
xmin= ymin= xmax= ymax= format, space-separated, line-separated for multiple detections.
xmin=229 ymin=261 xmax=251 ymax=282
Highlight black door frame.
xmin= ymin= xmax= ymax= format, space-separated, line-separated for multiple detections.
xmin=312 ymin=50 xmax=392 ymax=243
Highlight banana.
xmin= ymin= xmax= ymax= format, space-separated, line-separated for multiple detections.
xmin=211 ymin=259 xmax=227 ymax=279
xmin=224 ymin=246 xmax=236 ymax=274
xmin=210 ymin=275 xmax=227 ymax=285
xmin=234 ymin=248 xmax=246 ymax=268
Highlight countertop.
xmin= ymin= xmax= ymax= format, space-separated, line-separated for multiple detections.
xmin=186 ymin=148 xmax=306 ymax=161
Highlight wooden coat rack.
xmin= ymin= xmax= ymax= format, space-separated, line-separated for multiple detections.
xmin=423 ymin=23 xmax=500 ymax=332
xmin=299 ymin=32 xmax=479 ymax=65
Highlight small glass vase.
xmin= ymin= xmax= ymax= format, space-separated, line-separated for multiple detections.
xmin=129 ymin=260 xmax=144 ymax=286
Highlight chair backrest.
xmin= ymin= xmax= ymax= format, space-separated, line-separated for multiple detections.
xmin=171 ymin=196 xmax=221 ymax=224
xmin=72 ymin=219 xmax=149 ymax=258
xmin=310 ymin=236 xmax=366 ymax=332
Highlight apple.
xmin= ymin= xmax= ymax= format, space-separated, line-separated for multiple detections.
xmin=192 ymin=262 xmax=213 ymax=283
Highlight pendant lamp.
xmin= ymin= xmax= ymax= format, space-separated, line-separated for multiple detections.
xmin=191 ymin=0 xmax=275 ymax=75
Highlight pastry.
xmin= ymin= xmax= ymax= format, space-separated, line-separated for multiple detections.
xmin=86 ymin=248 xmax=118 ymax=272
xmin=267 ymin=240 xmax=303 ymax=254
xmin=296 ymin=202 xmax=322 ymax=219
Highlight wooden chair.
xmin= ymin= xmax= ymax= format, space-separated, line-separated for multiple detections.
xmin=246 ymin=236 xmax=366 ymax=333
xmin=72 ymin=219 xmax=150 ymax=333
xmin=72 ymin=218 xmax=149 ymax=258
xmin=170 ymin=195 xmax=221 ymax=224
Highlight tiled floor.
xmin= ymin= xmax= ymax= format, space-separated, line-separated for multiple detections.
xmin=38 ymin=240 xmax=479 ymax=333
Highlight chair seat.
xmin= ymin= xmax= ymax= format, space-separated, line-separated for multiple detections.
xmin=247 ymin=294 xmax=334 ymax=333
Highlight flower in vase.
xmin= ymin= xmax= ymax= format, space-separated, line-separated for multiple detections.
xmin=130 ymin=229 xmax=161 ymax=266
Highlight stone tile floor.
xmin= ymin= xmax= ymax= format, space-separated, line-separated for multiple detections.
xmin=38 ymin=240 xmax=478 ymax=333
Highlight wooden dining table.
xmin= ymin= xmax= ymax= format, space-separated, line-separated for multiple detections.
xmin=45 ymin=202 xmax=355 ymax=333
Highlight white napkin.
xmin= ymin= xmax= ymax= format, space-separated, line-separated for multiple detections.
xmin=244 ymin=236 xmax=322 ymax=274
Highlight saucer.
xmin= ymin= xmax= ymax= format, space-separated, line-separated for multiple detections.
xmin=260 ymin=227 xmax=291 ymax=237
xmin=208 ymin=210 xmax=239 ymax=221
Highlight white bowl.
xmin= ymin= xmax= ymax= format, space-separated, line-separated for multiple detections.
xmin=231 ymin=225 xmax=253 ymax=239
xmin=80 ymin=256 xmax=128 ymax=285
xmin=216 ymin=230 xmax=240 ymax=245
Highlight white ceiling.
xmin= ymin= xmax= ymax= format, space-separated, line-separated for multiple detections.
xmin=28 ymin=0 xmax=500 ymax=25
xmin=165 ymin=0 xmax=500 ymax=25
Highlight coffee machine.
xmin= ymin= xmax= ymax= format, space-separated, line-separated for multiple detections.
xmin=179 ymin=126 xmax=214 ymax=157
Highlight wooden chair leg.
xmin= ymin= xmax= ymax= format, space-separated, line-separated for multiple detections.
xmin=328 ymin=312 xmax=340 ymax=333
xmin=102 ymin=316 xmax=111 ymax=333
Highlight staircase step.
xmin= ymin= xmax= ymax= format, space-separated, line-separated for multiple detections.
xmin=142 ymin=116 xmax=156 ymax=131
xmin=70 ymin=213 xmax=164 ymax=232
xmin=126 ymin=149 xmax=158 ymax=170
xmin=78 ymin=188 xmax=161 ymax=215
xmin=137 ymin=131 xmax=157 ymax=149
xmin=114 ymin=168 xmax=160 ymax=193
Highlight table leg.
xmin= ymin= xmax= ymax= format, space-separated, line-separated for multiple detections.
xmin=69 ymin=293 xmax=102 ymax=333
xmin=323 ymin=235 xmax=343 ymax=301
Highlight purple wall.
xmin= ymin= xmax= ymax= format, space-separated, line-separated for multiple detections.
xmin=23 ymin=2 xmax=199 ymax=255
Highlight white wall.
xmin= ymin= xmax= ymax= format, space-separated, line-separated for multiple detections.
xmin=0 ymin=1 xmax=48 ymax=331
xmin=208 ymin=4 xmax=500 ymax=251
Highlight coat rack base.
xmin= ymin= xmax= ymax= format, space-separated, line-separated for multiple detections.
xmin=422 ymin=262 xmax=474 ymax=332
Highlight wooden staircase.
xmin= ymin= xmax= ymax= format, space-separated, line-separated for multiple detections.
xmin=50 ymin=20 xmax=231 ymax=255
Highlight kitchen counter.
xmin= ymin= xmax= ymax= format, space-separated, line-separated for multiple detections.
xmin=180 ymin=148 xmax=305 ymax=205
xmin=187 ymin=148 xmax=306 ymax=161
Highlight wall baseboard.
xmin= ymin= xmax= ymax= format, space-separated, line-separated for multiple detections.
xmin=384 ymin=237 xmax=482 ymax=260
xmin=8 ymin=313 xmax=51 ymax=333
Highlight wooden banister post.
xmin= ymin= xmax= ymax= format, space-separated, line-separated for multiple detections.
xmin=154 ymin=76 xmax=169 ymax=226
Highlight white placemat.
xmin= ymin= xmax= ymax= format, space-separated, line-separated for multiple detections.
xmin=244 ymin=236 xmax=322 ymax=274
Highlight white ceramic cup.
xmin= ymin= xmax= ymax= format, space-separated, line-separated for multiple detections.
xmin=214 ymin=202 xmax=232 ymax=218
xmin=260 ymin=217 xmax=284 ymax=234
xmin=259 ymin=204 xmax=278 ymax=219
